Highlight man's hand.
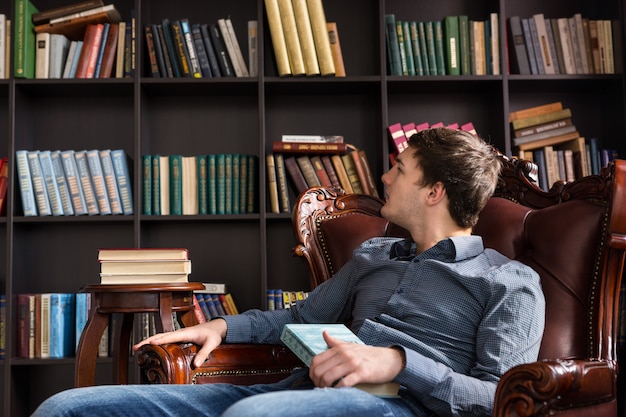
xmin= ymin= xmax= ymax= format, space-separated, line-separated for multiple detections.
xmin=132 ymin=318 xmax=227 ymax=368
xmin=308 ymin=331 xmax=405 ymax=388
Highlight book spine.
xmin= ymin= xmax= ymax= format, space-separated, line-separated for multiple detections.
xmin=60 ymin=150 xmax=88 ymax=215
xmin=154 ymin=23 xmax=174 ymax=77
xmin=511 ymin=108 xmax=573 ymax=130
xmin=216 ymin=154 xmax=226 ymax=214
xmin=395 ymin=20 xmax=408 ymax=75
xmin=161 ymin=19 xmax=182 ymax=77
xmin=180 ymin=19 xmax=201 ymax=78
xmin=144 ymin=24 xmax=160 ymax=77
xmin=27 ymin=151 xmax=52 ymax=216
xmin=169 ymin=155 xmax=183 ymax=215
xmin=239 ymin=154 xmax=248 ymax=214
xmin=200 ymin=23 xmax=221 ymax=77
xmin=224 ymin=154 xmax=233 ymax=214
xmin=320 ymin=155 xmax=341 ymax=189
xmin=341 ymin=154 xmax=363 ymax=193
xmin=309 ymin=155 xmax=332 ymax=188
xmin=35 ymin=32 xmax=50 ymax=78
xmin=444 ymin=16 xmax=460 ymax=75
xmin=207 ymin=154 xmax=217 ymax=214
xmin=273 ymin=141 xmax=348 ymax=154
xmin=264 ymin=0 xmax=291 ymax=76
xmin=330 ymin=154 xmax=353 ymax=193
xmin=224 ymin=18 xmax=249 ymax=77
xmin=170 ymin=20 xmax=191 ymax=77
xmin=277 ymin=0 xmax=305 ymax=76
xmin=99 ymin=149 xmax=123 ymax=214
xmin=274 ymin=153 xmax=291 ymax=213
xmin=191 ymin=23 xmax=212 ymax=77
xmin=38 ymin=150 xmax=64 ymax=215
xmin=86 ymin=149 xmax=111 ymax=215
xmin=284 ymin=156 xmax=309 ymax=195
xmin=111 ymin=149 xmax=133 ymax=214
xmin=349 ymin=151 xmax=371 ymax=195
xmin=402 ymin=21 xmax=415 ymax=76
xmin=74 ymin=150 xmax=100 ymax=215
xmin=14 ymin=0 xmax=39 ymax=79
xmin=296 ymin=156 xmax=321 ymax=188
xmin=142 ymin=154 xmax=152 ymax=215
xmin=197 ymin=155 xmax=208 ymax=215
xmin=231 ymin=154 xmax=240 ymax=214
xmin=306 ymin=0 xmax=334 ymax=76
xmin=40 ymin=293 xmax=51 ymax=359
xmin=208 ymin=23 xmax=234 ymax=77
xmin=211 ymin=294 xmax=227 ymax=316
xmin=292 ymin=0 xmax=320 ymax=76
xmin=93 ymin=22 xmax=110 ymax=77
xmin=385 ymin=14 xmax=402 ymax=76
xmin=248 ymin=20 xmax=258 ymax=77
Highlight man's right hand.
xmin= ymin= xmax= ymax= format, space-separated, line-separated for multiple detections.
xmin=132 ymin=318 xmax=228 ymax=368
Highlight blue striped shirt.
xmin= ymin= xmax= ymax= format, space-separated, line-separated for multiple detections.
xmin=223 ymin=235 xmax=545 ymax=417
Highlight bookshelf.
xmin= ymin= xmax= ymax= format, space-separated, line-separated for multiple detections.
xmin=1 ymin=0 xmax=625 ymax=416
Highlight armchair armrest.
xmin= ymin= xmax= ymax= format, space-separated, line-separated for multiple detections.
xmin=493 ymin=358 xmax=617 ymax=417
xmin=136 ymin=343 xmax=303 ymax=385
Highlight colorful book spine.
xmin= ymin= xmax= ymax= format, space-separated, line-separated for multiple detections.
xmin=60 ymin=150 xmax=88 ymax=215
xmin=49 ymin=293 xmax=75 ymax=358
xmin=99 ymin=149 xmax=123 ymax=215
xmin=86 ymin=149 xmax=112 ymax=215
xmin=27 ymin=150 xmax=52 ymax=216
xmin=111 ymin=149 xmax=133 ymax=214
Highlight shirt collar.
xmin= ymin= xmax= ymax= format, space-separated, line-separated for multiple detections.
xmin=390 ymin=235 xmax=484 ymax=262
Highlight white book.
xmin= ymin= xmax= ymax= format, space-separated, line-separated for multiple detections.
xmin=159 ymin=155 xmax=170 ymax=215
xmin=490 ymin=13 xmax=500 ymax=75
xmin=217 ymin=18 xmax=248 ymax=77
xmin=49 ymin=4 xmax=120 ymax=24
xmin=182 ymin=156 xmax=198 ymax=215
xmin=573 ymin=13 xmax=590 ymax=74
xmin=557 ymin=18 xmax=577 ymax=74
xmin=35 ymin=32 xmax=50 ymax=79
xmin=49 ymin=34 xmax=70 ymax=79
xmin=281 ymin=134 xmax=344 ymax=143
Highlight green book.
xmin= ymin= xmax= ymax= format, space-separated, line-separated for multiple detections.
xmin=409 ymin=21 xmax=424 ymax=76
xmin=224 ymin=154 xmax=233 ymax=214
xmin=401 ymin=21 xmax=415 ymax=76
xmin=385 ymin=14 xmax=402 ymax=75
xmin=151 ymin=155 xmax=161 ymax=215
xmin=216 ymin=154 xmax=226 ymax=214
xmin=169 ymin=154 xmax=183 ymax=215
xmin=14 ymin=0 xmax=39 ymax=78
xmin=395 ymin=20 xmax=409 ymax=75
xmin=208 ymin=154 xmax=217 ymax=215
xmin=246 ymin=155 xmax=256 ymax=213
xmin=424 ymin=21 xmax=437 ymax=75
xmin=458 ymin=15 xmax=471 ymax=75
xmin=433 ymin=20 xmax=446 ymax=75
xmin=239 ymin=154 xmax=248 ymax=214
xmin=197 ymin=155 xmax=208 ymax=215
xmin=231 ymin=154 xmax=240 ymax=214
xmin=444 ymin=16 xmax=460 ymax=75
xmin=417 ymin=21 xmax=430 ymax=75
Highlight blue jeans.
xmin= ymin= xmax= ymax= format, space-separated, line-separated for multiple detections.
xmin=31 ymin=369 xmax=430 ymax=417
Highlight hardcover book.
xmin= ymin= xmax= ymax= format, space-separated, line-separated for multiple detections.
xmin=280 ymin=324 xmax=401 ymax=398
xmin=27 ymin=150 xmax=52 ymax=216
xmin=98 ymin=247 xmax=189 ymax=261
xmin=75 ymin=150 xmax=100 ymax=215
xmin=38 ymin=150 xmax=64 ymax=215
xmin=60 ymin=150 xmax=88 ymax=215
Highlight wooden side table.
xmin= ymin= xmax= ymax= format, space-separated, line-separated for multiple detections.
xmin=75 ymin=282 xmax=204 ymax=387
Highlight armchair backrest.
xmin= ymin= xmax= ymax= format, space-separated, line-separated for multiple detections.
xmin=291 ymin=155 xmax=626 ymax=363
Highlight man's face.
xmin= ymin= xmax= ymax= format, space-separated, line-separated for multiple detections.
xmin=380 ymin=149 xmax=428 ymax=228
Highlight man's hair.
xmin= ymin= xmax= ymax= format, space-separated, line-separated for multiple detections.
xmin=407 ymin=127 xmax=501 ymax=229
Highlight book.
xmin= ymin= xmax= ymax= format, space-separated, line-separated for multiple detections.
xmin=160 ymin=19 xmax=181 ymax=77
xmin=340 ymin=154 xmax=363 ymax=194
xmin=92 ymin=22 xmax=110 ymax=77
xmin=265 ymin=0 xmax=291 ymax=76
xmin=74 ymin=23 xmax=104 ymax=78
xmin=296 ymin=156 xmax=321 ymax=188
xmin=309 ymin=155 xmax=332 ymax=188
xmin=38 ymin=150 xmax=64 ymax=215
xmin=27 ymin=151 xmax=52 ymax=216
xmin=180 ymin=19 xmax=202 ymax=78
xmin=14 ymin=0 xmax=39 ymax=78
xmin=489 ymin=12 xmax=500 ymax=75
xmin=169 ymin=155 xmax=183 ymax=215
xmin=320 ymin=155 xmax=341 ymax=189
xmin=100 ymin=259 xmax=191 ymax=275
xmin=110 ymin=149 xmax=133 ymax=215
xmin=154 ymin=23 xmax=174 ymax=77
xmin=222 ymin=18 xmax=250 ymax=77
xmin=99 ymin=149 xmax=123 ymax=215
xmin=443 ymin=16 xmax=460 ymax=75
xmin=274 ymin=153 xmax=291 ymax=213
xmin=203 ymin=294 xmax=219 ymax=318
xmin=35 ymin=32 xmax=51 ymax=79
xmin=74 ymin=150 xmax=100 ymax=215
xmin=385 ymin=14 xmax=402 ymax=76
xmin=16 ymin=293 xmax=31 ymax=358
xmin=211 ymin=294 xmax=227 ymax=316
xmin=387 ymin=122 xmax=408 ymax=154
xmin=100 ymin=273 xmax=189 ymax=284
xmin=282 ymin=134 xmax=343 ymax=143
xmin=49 ymin=33 xmax=71 ymax=78
xmin=513 ymin=125 xmax=578 ymax=147
xmin=396 ymin=20 xmax=410 ymax=75
xmin=196 ymin=155 xmax=208 ymax=214
xmin=511 ymin=108 xmax=572 ymax=130
xmin=273 ymin=141 xmax=353 ymax=154
xmin=280 ymin=323 xmax=401 ymax=398
xmin=182 ymin=155 xmax=198 ymax=215
xmin=513 ymin=118 xmax=574 ymax=138
xmin=223 ymin=293 xmax=239 ymax=314
xmin=276 ymin=0 xmax=305 ymax=76
xmin=32 ymin=0 xmax=104 ymax=25
xmin=49 ymin=293 xmax=75 ymax=358
xmin=191 ymin=23 xmax=211 ymax=77
xmin=331 ymin=154 xmax=353 ymax=193
xmin=284 ymin=156 xmax=309 ymax=195
xmin=532 ymin=14 xmax=555 ymax=74
xmin=408 ymin=21 xmax=424 ymax=76
xmin=62 ymin=40 xmax=83 ymax=78
xmin=60 ymin=150 xmax=88 ymax=215
xmin=424 ymin=21 xmax=438 ymax=75
xmin=509 ymin=101 xmax=563 ymax=122
xmin=544 ymin=18 xmax=561 ymax=74
xmin=239 ymin=155 xmax=248 ymax=214
xmin=86 ymin=149 xmax=112 ymax=215
xmin=142 ymin=155 xmax=153 ymax=215
xmin=353 ymin=150 xmax=379 ymax=198
xmin=516 ymin=131 xmax=581 ymax=152
xmin=75 ymin=292 xmax=90 ymax=350
xmin=248 ymin=20 xmax=258 ymax=77
xmin=197 ymin=282 xmax=228 ymax=294
xmin=97 ymin=22 xmax=117 ymax=77
xmin=224 ymin=154 xmax=233 ymax=214
xmin=208 ymin=22 xmax=234 ymax=77
xmin=98 ymin=247 xmax=189 ymax=261
xmin=34 ymin=5 xmax=121 ymax=40
xmin=266 ymin=154 xmax=280 ymax=213
xmin=292 ymin=0 xmax=319 ymax=76
xmin=170 ymin=20 xmax=191 ymax=77
xmin=306 ymin=0 xmax=334 ymax=76
xmin=508 ymin=17 xmax=530 ymax=75
xmin=114 ymin=21 xmax=126 ymax=77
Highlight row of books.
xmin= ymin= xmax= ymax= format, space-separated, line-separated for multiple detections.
xmin=387 ymin=121 xmax=478 ymax=155
xmin=192 ymin=292 xmax=239 ymax=323
xmin=98 ymin=247 xmax=191 ymax=284
xmin=265 ymin=0 xmax=345 ymax=77
xmin=17 ymin=0 xmax=131 ymax=79
xmin=142 ymin=154 xmax=258 ymax=216
xmin=144 ymin=16 xmax=253 ymax=78
xmin=16 ymin=149 xmax=133 ymax=217
xmin=266 ymin=288 xmax=310 ymax=310
xmin=508 ymin=14 xmax=618 ymax=75
xmin=386 ymin=13 xmax=500 ymax=76
xmin=267 ymin=147 xmax=378 ymax=214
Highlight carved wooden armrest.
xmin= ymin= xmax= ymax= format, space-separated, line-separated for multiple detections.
xmin=136 ymin=343 xmax=303 ymax=385
xmin=493 ymin=358 xmax=617 ymax=417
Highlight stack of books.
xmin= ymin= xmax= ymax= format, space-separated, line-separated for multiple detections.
xmin=15 ymin=149 xmax=133 ymax=217
xmin=192 ymin=283 xmax=239 ymax=323
xmin=267 ymin=135 xmax=378 ymax=214
xmin=385 ymin=13 xmax=500 ymax=76
xmin=508 ymin=14 xmax=618 ymax=75
xmin=98 ymin=248 xmax=191 ymax=284
xmin=266 ymin=288 xmax=310 ymax=310
xmin=18 ymin=0 xmax=129 ymax=79
xmin=143 ymin=16 xmax=253 ymax=78
xmin=265 ymin=0 xmax=345 ymax=77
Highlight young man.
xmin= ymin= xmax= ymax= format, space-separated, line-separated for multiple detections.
xmin=33 ymin=128 xmax=545 ymax=417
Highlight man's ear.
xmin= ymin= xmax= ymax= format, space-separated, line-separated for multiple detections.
xmin=426 ymin=181 xmax=447 ymax=205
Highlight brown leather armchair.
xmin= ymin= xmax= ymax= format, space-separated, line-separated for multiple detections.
xmin=137 ymin=154 xmax=626 ymax=417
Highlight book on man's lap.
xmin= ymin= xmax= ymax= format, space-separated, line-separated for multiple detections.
xmin=280 ymin=323 xmax=401 ymax=398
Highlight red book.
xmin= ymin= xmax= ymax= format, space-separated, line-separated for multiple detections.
xmin=272 ymin=141 xmax=352 ymax=154
xmin=98 ymin=22 xmax=119 ymax=78
xmin=284 ymin=156 xmax=309 ymax=194
xmin=387 ymin=122 xmax=407 ymax=153
xmin=320 ymin=155 xmax=341 ymax=189
xmin=310 ymin=156 xmax=332 ymax=188
xmin=75 ymin=23 xmax=104 ymax=78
